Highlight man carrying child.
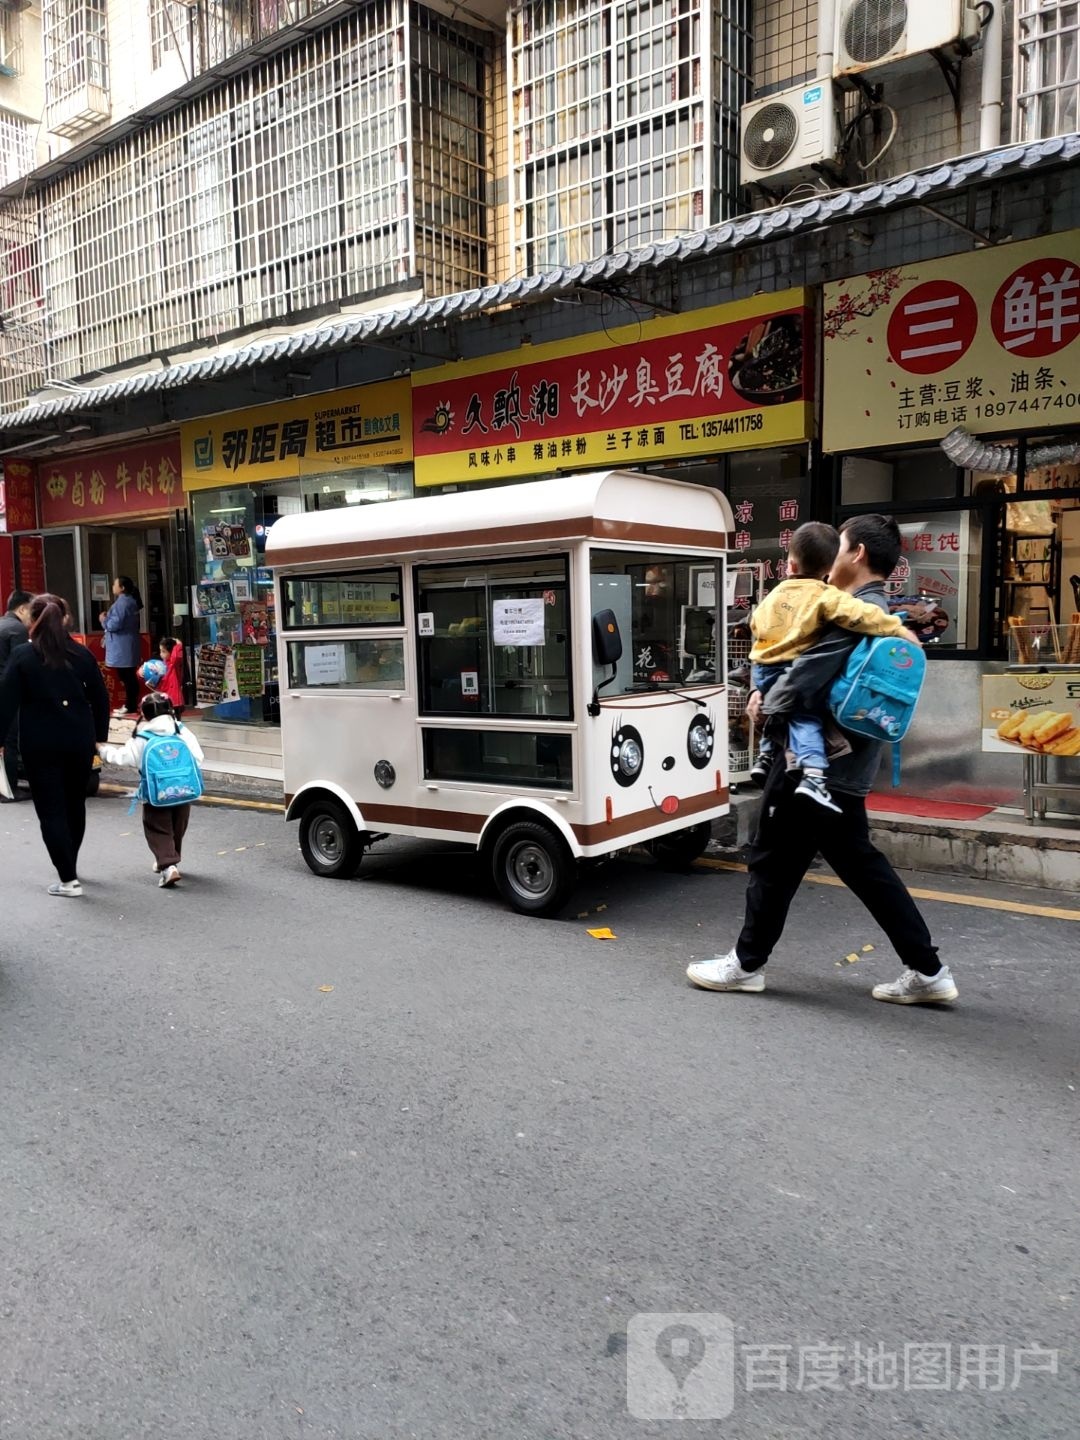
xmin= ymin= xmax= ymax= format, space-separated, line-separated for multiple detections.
xmin=746 ymin=521 xmax=911 ymax=812
xmin=689 ymin=515 xmax=958 ymax=1006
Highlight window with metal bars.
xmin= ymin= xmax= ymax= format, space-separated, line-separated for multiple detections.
xmin=42 ymin=0 xmax=110 ymax=137
xmin=0 ymin=0 xmax=493 ymax=409
xmin=0 ymin=107 xmax=34 ymax=186
xmin=510 ymin=0 xmax=751 ymax=275
xmin=150 ymin=0 xmax=191 ymax=70
xmin=1014 ymin=0 xmax=1080 ymax=140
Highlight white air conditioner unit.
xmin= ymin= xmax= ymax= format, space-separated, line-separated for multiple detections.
xmin=834 ymin=0 xmax=979 ymax=80
xmin=740 ymin=82 xmax=839 ymax=189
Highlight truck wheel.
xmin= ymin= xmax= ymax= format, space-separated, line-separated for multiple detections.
xmin=491 ymin=819 xmax=577 ymax=917
xmin=650 ymin=821 xmax=711 ymax=870
xmin=299 ymin=800 xmax=364 ymax=879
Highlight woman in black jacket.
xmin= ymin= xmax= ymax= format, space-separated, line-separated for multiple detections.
xmin=0 ymin=594 xmax=111 ymax=896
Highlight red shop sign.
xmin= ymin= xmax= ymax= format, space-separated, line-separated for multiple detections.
xmin=18 ymin=536 xmax=45 ymax=594
xmin=38 ymin=437 xmax=182 ymax=527
xmin=1 ymin=460 xmax=39 ymax=532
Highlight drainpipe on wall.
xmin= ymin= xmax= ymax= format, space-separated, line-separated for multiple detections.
xmin=817 ymin=0 xmax=836 ymax=80
xmin=978 ymin=1 xmax=1004 ymax=151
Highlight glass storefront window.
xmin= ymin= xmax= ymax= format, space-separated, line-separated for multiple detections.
xmin=281 ymin=569 xmax=403 ymax=628
xmin=589 ymin=549 xmax=720 ymax=693
xmin=885 ymin=511 xmax=981 ymax=649
xmin=422 ymin=728 xmax=573 ymax=790
xmin=286 ymin=637 xmax=406 ymax=689
xmin=300 ymin=464 xmax=412 ymax=511
xmin=416 ymin=556 xmax=571 ymax=718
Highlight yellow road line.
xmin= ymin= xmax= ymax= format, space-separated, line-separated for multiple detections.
xmin=695 ymin=856 xmax=1080 ymax=923
xmin=100 ymin=783 xmax=284 ymax=814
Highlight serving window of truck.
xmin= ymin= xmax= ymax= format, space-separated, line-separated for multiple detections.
xmin=268 ymin=470 xmax=734 ymax=916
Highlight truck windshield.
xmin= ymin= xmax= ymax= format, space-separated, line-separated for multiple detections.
xmin=590 ymin=549 xmax=721 ymax=697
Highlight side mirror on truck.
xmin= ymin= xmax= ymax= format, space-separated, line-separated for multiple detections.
xmin=589 ymin=609 xmax=623 ymax=715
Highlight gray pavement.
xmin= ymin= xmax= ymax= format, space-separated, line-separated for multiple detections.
xmin=1 ymin=790 xmax=1077 ymax=1439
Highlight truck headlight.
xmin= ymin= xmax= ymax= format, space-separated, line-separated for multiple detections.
xmin=687 ymin=714 xmax=714 ymax=769
xmin=611 ymin=724 xmax=644 ymax=786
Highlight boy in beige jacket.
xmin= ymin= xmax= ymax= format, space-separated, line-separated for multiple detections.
xmin=749 ymin=521 xmax=909 ymax=810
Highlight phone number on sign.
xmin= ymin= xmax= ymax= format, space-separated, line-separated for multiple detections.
xmin=975 ymin=393 xmax=1080 ymax=419
xmin=679 ymin=413 xmax=765 ymax=442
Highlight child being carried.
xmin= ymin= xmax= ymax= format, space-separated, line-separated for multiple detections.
xmin=748 ymin=521 xmax=908 ymax=812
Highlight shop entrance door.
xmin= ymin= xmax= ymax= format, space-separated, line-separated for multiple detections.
xmin=85 ymin=522 xmax=175 ymax=645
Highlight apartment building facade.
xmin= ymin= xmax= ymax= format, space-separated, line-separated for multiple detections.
xmin=0 ymin=0 xmax=1077 ymax=803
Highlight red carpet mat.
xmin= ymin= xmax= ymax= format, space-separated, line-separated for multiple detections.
xmin=867 ymin=794 xmax=996 ymax=821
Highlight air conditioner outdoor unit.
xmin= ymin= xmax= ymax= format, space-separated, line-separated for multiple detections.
xmin=740 ymin=81 xmax=839 ymax=189
xmin=834 ymin=0 xmax=979 ymax=80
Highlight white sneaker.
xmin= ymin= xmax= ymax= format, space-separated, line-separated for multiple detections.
xmin=48 ymin=880 xmax=83 ymax=897
xmin=159 ymin=865 xmax=181 ymax=888
xmin=686 ymin=949 xmax=765 ymax=992
xmin=151 ymin=862 xmax=161 ymax=873
xmin=794 ymin=773 xmax=842 ymax=813
xmin=872 ymin=966 xmax=958 ymax=1005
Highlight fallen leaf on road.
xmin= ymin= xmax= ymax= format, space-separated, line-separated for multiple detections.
xmin=318 ymin=984 xmax=334 ymax=993
xmin=862 ymin=944 xmax=875 ymax=952
xmin=845 ymin=953 xmax=859 ymax=964
xmin=587 ymin=927 xmax=617 ymax=940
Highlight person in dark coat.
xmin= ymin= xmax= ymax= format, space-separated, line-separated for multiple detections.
xmin=0 ymin=594 xmax=110 ymax=896
xmin=100 ymin=574 xmax=143 ymax=716
xmin=0 ymin=588 xmax=32 ymax=801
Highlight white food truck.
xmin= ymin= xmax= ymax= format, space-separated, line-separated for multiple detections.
xmin=266 ymin=469 xmax=734 ymax=915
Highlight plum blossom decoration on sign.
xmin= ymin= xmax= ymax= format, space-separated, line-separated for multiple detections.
xmin=823 ymin=268 xmax=904 ymax=341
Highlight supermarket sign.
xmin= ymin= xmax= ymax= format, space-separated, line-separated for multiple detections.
xmin=181 ymin=378 xmax=412 ymax=491
xmin=823 ymin=230 xmax=1080 ymax=451
xmin=411 ymin=290 xmax=814 ymax=487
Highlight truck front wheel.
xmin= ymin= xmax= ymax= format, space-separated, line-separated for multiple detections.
xmin=490 ymin=819 xmax=577 ymax=917
xmin=299 ymin=799 xmax=364 ymax=879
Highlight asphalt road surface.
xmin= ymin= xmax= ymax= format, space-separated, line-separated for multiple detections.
xmin=2 ymin=792 xmax=1077 ymax=1439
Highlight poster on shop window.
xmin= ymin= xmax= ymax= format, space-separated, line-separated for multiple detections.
xmin=885 ymin=514 xmax=971 ymax=645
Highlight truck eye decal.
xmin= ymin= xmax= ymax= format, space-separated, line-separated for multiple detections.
xmin=610 ymin=720 xmax=644 ymax=787
xmin=687 ymin=712 xmax=715 ymax=769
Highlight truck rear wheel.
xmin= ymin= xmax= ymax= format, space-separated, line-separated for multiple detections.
xmin=491 ymin=819 xmax=577 ymax=917
xmin=650 ymin=821 xmax=711 ymax=870
xmin=299 ymin=799 xmax=364 ymax=879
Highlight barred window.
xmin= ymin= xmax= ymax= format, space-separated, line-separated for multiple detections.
xmin=150 ymin=0 xmax=191 ymax=71
xmin=0 ymin=108 xmax=35 ymax=188
xmin=1014 ymin=0 xmax=1079 ymax=141
xmin=42 ymin=0 xmax=110 ymax=137
xmin=510 ymin=0 xmax=751 ymax=274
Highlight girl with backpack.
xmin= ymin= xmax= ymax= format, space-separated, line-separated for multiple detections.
xmin=98 ymin=691 xmax=204 ymax=888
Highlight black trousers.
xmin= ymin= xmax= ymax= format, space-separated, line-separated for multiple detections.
xmin=111 ymin=666 xmax=140 ymax=713
xmin=2 ymin=718 xmax=19 ymax=795
xmin=23 ymin=751 xmax=93 ymax=883
xmin=736 ymin=762 xmax=940 ymax=976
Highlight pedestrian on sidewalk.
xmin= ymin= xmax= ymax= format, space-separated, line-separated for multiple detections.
xmin=687 ymin=514 xmax=958 ymax=1006
xmin=99 ymin=575 xmax=143 ymax=717
xmin=0 ymin=594 xmax=111 ymax=896
xmin=0 ymin=588 xmax=33 ymax=803
xmin=98 ymin=691 xmax=204 ymax=889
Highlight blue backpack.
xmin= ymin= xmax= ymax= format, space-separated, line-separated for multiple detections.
xmin=829 ymin=635 xmax=926 ymax=784
xmin=135 ymin=722 xmax=204 ymax=809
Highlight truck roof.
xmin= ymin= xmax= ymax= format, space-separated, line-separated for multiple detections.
xmin=266 ymin=469 xmax=733 ymax=569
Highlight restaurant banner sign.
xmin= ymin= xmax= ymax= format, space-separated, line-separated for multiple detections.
xmin=181 ymin=378 xmax=412 ymax=491
xmin=39 ymin=438 xmax=183 ymax=526
xmin=823 ymin=231 xmax=1080 ymax=452
xmin=411 ymin=291 xmax=813 ymax=487
xmin=0 ymin=460 xmax=37 ymax=532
